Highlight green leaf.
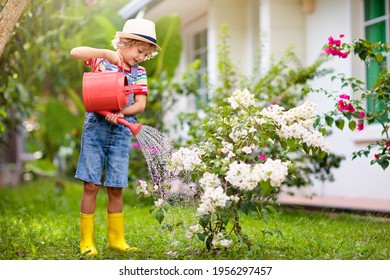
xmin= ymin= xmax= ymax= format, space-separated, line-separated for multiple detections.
xmin=265 ymin=205 xmax=277 ymax=214
xmin=260 ymin=181 xmax=273 ymax=196
xmin=199 ymin=214 xmax=211 ymax=228
xmin=154 ymin=209 xmax=165 ymax=224
xmin=325 ymin=115 xmax=334 ymax=126
xmin=379 ymin=160 xmax=389 ymax=170
xmin=348 ymin=120 xmax=356 ymax=131
xmin=335 ymin=118 xmax=345 ymax=130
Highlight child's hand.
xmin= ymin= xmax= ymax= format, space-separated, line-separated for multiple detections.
xmin=105 ymin=112 xmax=124 ymax=125
xmin=104 ymin=50 xmax=124 ymax=67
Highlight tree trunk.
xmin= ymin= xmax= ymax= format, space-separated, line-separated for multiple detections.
xmin=0 ymin=0 xmax=31 ymax=58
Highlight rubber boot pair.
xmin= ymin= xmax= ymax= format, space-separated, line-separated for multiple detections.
xmin=80 ymin=212 xmax=139 ymax=256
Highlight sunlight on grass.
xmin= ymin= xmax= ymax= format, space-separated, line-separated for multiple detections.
xmin=1 ymin=179 xmax=389 ymax=260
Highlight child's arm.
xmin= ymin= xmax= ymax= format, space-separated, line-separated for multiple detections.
xmin=121 ymin=95 xmax=146 ymax=115
xmin=104 ymin=95 xmax=146 ymax=125
xmin=70 ymin=46 xmax=122 ymax=65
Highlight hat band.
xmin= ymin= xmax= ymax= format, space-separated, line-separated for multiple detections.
xmin=131 ymin=33 xmax=157 ymax=44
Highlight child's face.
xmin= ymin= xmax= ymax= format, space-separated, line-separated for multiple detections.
xmin=120 ymin=44 xmax=154 ymax=66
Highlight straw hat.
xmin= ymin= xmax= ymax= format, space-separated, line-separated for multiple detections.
xmin=116 ymin=19 xmax=162 ymax=51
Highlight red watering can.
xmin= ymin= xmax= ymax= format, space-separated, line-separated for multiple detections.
xmin=82 ymin=59 xmax=143 ymax=136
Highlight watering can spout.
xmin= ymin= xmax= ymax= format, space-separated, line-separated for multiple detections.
xmin=128 ymin=123 xmax=142 ymax=137
xmin=97 ymin=111 xmax=143 ymax=137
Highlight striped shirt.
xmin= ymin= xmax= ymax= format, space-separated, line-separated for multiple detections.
xmin=84 ymin=58 xmax=148 ymax=95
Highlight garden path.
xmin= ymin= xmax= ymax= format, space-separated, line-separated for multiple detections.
xmin=277 ymin=193 xmax=390 ymax=215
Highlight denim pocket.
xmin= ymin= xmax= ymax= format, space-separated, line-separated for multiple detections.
xmin=83 ymin=113 xmax=100 ymax=130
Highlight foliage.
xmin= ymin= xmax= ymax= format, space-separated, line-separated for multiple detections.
xmin=1 ymin=0 xmax=128 ymax=175
xmin=317 ymin=35 xmax=390 ymax=170
xmin=1 ymin=0 xmax=194 ymax=182
xmin=1 ymin=179 xmax=390 ymax=260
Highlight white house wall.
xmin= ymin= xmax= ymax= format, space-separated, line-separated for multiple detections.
xmin=298 ymin=0 xmax=389 ymax=200
xmin=263 ymin=0 xmax=306 ymax=62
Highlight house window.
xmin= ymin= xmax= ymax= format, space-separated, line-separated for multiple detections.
xmin=364 ymin=0 xmax=387 ymax=115
xmin=192 ymin=29 xmax=208 ymax=108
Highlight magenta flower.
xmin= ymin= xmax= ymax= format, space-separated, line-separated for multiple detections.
xmin=385 ymin=141 xmax=390 ymax=148
xmin=357 ymin=119 xmax=364 ymax=131
xmin=131 ymin=141 xmax=141 ymax=150
xmin=339 ymin=94 xmax=350 ymax=100
xmin=374 ymin=154 xmax=380 ymax=159
xmin=258 ymin=153 xmax=267 ymax=161
xmin=359 ymin=111 xmax=365 ymax=118
xmin=338 ymin=96 xmax=355 ymax=113
xmin=324 ymin=34 xmax=349 ymax=59
xmin=347 ymin=103 xmax=355 ymax=113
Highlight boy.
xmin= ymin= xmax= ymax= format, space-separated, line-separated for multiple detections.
xmin=70 ymin=18 xmax=161 ymax=256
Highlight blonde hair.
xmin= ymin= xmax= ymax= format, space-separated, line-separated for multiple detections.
xmin=112 ymin=36 xmax=156 ymax=51
xmin=111 ymin=36 xmax=158 ymax=60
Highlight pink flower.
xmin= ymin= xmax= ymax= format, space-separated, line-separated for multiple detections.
xmin=131 ymin=141 xmax=141 ymax=150
xmin=339 ymin=94 xmax=350 ymax=100
xmin=324 ymin=34 xmax=349 ymax=59
xmin=337 ymin=97 xmax=355 ymax=113
xmin=347 ymin=103 xmax=355 ymax=113
xmin=258 ymin=153 xmax=267 ymax=161
xmin=357 ymin=119 xmax=364 ymax=131
xmin=385 ymin=141 xmax=390 ymax=148
xmin=339 ymin=51 xmax=348 ymax=58
xmin=374 ymin=154 xmax=379 ymax=159
xmin=359 ymin=111 xmax=365 ymax=118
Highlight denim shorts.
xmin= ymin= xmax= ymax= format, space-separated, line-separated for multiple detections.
xmin=75 ymin=112 xmax=137 ymax=187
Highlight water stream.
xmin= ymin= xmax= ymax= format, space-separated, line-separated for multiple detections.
xmin=135 ymin=125 xmax=174 ymax=189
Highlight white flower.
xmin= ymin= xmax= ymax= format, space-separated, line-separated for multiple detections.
xmin=221 ymin=141 xmax=233 ymax=154
xmin=225 ymin=161 xmax=258 ymax=191
xmin=154 ymin=198 xmax=164 ymax=208
xmin=227 ymin=151 xmax=236 ymax=159
xmin=228 ymin=89 xmax=255 ymax=110
xmin=197 ymin=186 xmax=229 ymax=215
xmin=199 ymin=172 xmax=221 ymax=188
xmin=242 ymin=146 xmax=252 ymax=154
xmin=185 ymin=223 xmax=202 ymax=239
xmin=225 ymin=159 xmax=290 ymax=189
xmin=211 ymin=233 xmax=233 ymax=248
xmin=170 ymin=147 xmax=203 ymax=172
xmin=136 ymin=180 xmax=150 ymax=196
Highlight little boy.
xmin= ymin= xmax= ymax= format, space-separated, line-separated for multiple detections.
xmin=70 ymin=18 xmax=161 ymax=256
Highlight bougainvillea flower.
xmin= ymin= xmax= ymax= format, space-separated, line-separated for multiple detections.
xmin=357 ymin=119 xmax=364 ymax=131
xmin=258 ymin=153 xmax=267 ymax=161
xmin=339 ymin=94 xmax=350 ymax=100
xmin=324 ymin=34 xmax=349 ymax=58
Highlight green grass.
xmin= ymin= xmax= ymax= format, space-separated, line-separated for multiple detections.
xmin=0 ymin=179 xmax=389 ymax=260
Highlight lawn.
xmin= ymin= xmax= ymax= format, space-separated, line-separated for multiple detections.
xmin=0 ymin=179 xmax=389 ymax=260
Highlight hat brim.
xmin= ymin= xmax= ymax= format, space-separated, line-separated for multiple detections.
xmin=116 ymin=32 xmax=162 ymax=51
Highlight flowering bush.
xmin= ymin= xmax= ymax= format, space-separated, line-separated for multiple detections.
xmin=181 ymin=25 xmax=343 ymax=188
xmin=140 ymin=89 xmax=330 ymax=250
xmin=317 ymin=35 xmax=390 ymax=170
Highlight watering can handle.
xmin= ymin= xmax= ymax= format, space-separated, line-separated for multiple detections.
xmin=92 ymin=58 xmax=125 ymax=72
xmin=97 ymin=111 xmax=142 ymax=137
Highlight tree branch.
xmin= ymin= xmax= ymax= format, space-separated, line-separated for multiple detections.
xmin=0 ymin=0 xmax=31 ymax=58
